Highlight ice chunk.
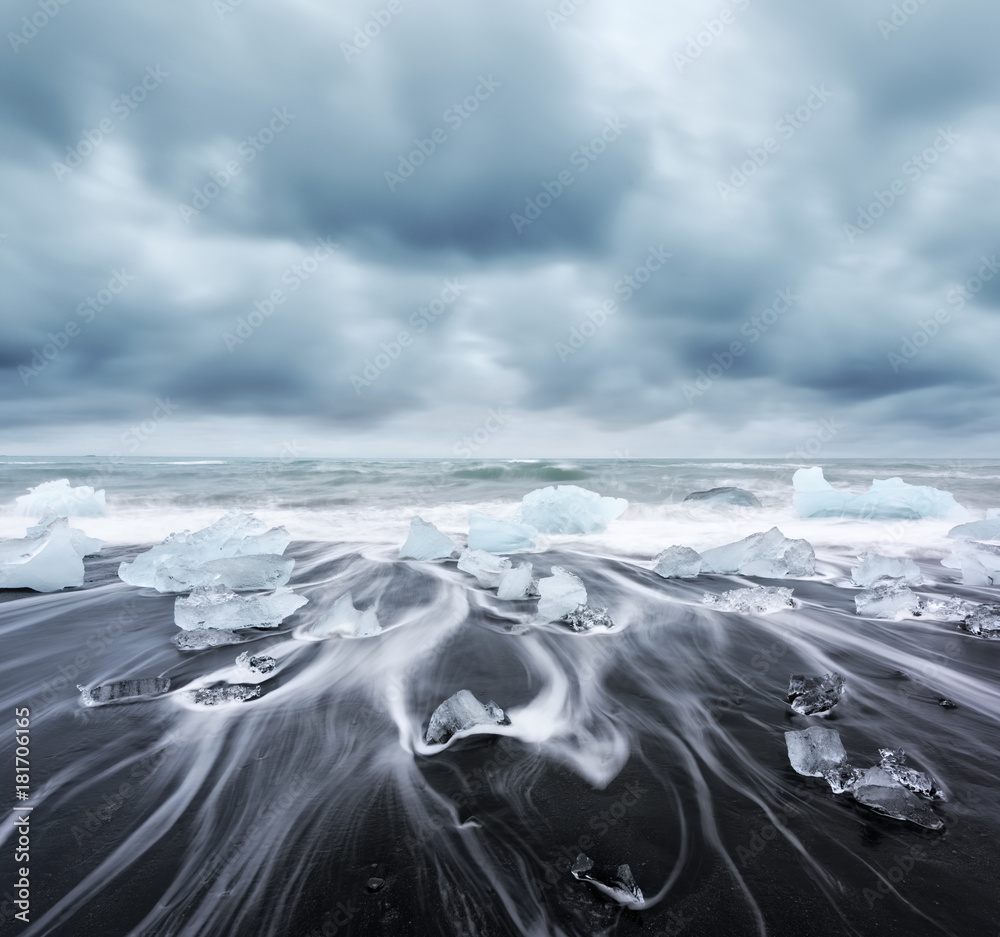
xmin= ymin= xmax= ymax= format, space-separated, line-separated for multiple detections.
xmin=683 ymin=486 xmax=761 ymax=507
xmin=457 ymin=549 xmax=511 ymax=588
xmin=941 ymin=540 xmax=1000 ymax=586
xmin=424 ymin=689 xmax=511 ymax=744
xmin=785 ymin=726 xmax=847 ymax=777
xmin=152 ymin=554 xmax=294 ymax=593
xmin=119 ymin=512 xmax=292 ymax=588
xmin=878 ymin=749 xmax=943 ymax=799
xmin=851 ymin=767 xmax=943 ymax=829
xmin=793 ymin=466 xmax=969 ymax=521
xmin=961 ymin=603 xmax=1000 ymax=637
xmin=235 ymin=652 xmax=277 ymax=675
xmin=854 ymin=580 xmax=923 ymax=620
xmin=537 ymin=566 xmax=587 ymax=621
xmin=190 ymin=683 xmax=261 ymax=706
xmin=653 ymin=545 xmax=702 ymax=579
xmin=497 ymin=562 xmax=533 ymax=600
xmin=307 ymin=592 xmax=381 ymax=638
xmin=570 ymin=854 xmax=645 ymax=910
xmin=0 ymin=517 xmax=87 ymax=592
xmin=921 ymin=595 xmax=975 ymax=621
xmin=851 ymin=552 xmax=922 ymax=587
xmin=823 ymin=763 xmax=865 ymax=794
xmin=14 ymin=478 xmax=106 ymax=517
xmin=28 ymin=514 xmax=102 ymax=557
xmin=79 ymin=677 xmax=171 ymax=706
xmin=517 ymin=485 xmax=627 ymax=535
xmin=700 ymin=527 xmax=815 ymax=578
xmin=704 ymin=585 xmax=794 ymax=614
xmin=467 ymin=511 xmax=537 ymax=553
xmin=948 ymin=518 xmax=1000 ymax=541
xmin=173 ymin=629 xmax=252 ymax=651
xmin=561 ymin=606 xmax=614 ymax=632
xmin=787 ymin=673 xmax=846 ymax=715
xmin=398 ymin=516 xmax=457 ymax=560
xmin=174 ymin=585 xmax=308 ymax=630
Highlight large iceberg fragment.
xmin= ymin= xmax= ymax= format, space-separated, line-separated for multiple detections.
xmin=941 ymin=540 xmax=1000 ymax=586
xmin=704 ymin=585 xmax=794 ymax=614
xmin=152 ymin=554 xmax=294 ymax=593
xmin=14 ymin=478 xmax=106 ymax=517
xmin=0 ymin=517 xmax=98 ymax=592
xmin=961 ymin=604 xmax=1000 ymax=637
xmin=851 ymin=553 xmax=921 ymax=587
xmin=793 ymin=466 xmax=968 ymax=520
xmin=537 ymin=566 xmax=587 ymax=621
xmin=174 ymin=585 xmax=308 ymax=630
xmin=119 ymin=512 xmax=291 ymax=588
xmin=653 ymin=545 xmax=702 ymax=579
xmin=304 ymin=592 xmax=381 ymax=638
xmin=785 ymin=727 xmax=848 ymax=777
xmin=854 ymin=580 xmax=923 ymax=620
xmin=787 ymin=673 xmax=845 ymax=715
xmin=497 ymin=562 xmax=533 ymax=600
xmin=424 ymin=689 xmax=511 ymax=744
xmin=683 ymin=486 xmax=761 ymax=507
xmin=851 ymin=767 xmax=942 ymax=829
xmin=517 ymin=485 xmax=627 ymax=535
xmin=570 ymin=854 xmax=645 ymax=910
xmin=700 ymin=527 xmax=815 ymax=578
xmin=467 ymin=511 xmax=537 ymax=553
xmin=79 ymin=677 xmax=171 ymax=706
xmin=398 ymin=517 xmax=457 ymax=560
xmin=457 ymin=549 xmax=511 ymax=588
xmin=947 ymin=518 xmax=1000 ymax=541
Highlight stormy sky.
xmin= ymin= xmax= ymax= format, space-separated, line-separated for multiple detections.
xmin=2 ymin=0 xmax=998 ymax=458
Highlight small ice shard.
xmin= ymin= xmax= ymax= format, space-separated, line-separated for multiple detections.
xmin=793 ymin=466 xmax=969 ymax=521
xmin=424 ymin=689 xmax=511 ymax=744
xmin=467 ymin=511 xmax=537 ymax=553
xmin=398 ymin=516 xmax=457 ymax=560
xmin=235 ymin=652 xmax=277 ymax=675
xmin=785 ymin=726 xmax=847 ymax=777
xmin=79 ymin=677 xmax=171 ymax=706
xmin=699 ymin=527 xmax=815 ymax=578
xmin=570 ymin=854 xmax=645 ymax=910
xmin=174 ymin=585 xmax=308 ymax=630
xmin=961 ymin=603 xmax=1000 ymax=637
xmin=947 ymin=517 xmax=1000 ymax=541
xmin=683 ymin=486 xmax=761 ymax=507
xmin=704 ymin=585 xmax=794 ymax=614
xmin=497 ymin=562 xmax=533 ymax=600
xmin=308 ymin=592 xmax=382 ymax=638
xmin=173 ymin=629 xmax=253 ymax=651
xmin=119 ymin=512 xmax=292 ymax=588
xmin=938 ymin=697 xmax=958 ymax=708
xmin=823 ymin=763 xmax=864 ymax=794
xmin=787 ymin=673 xmax=846 ymax=715
xmin=517 ymin=485 xmax=628 ymax=535
xmin=921 ymin=595 xmax=976 ymax=621
xmin=653 ymin=545 xmax=702 ymax=579
xmin=14 ymin=478 xmax=106 ymax=517
xmin=561 ymin=605 xmax=614 ymax=632
xmin=152 ymin=554 xmax=294 ymax=593
xmin=851 ymin=767 xmax=943 ymax=829
xmin=854 ymin=580 xmax=923 ymax=620
xmin=851 ymin=552 xmax=922 ymax=587
xmin=190 ymin=683 xmax=261 ymax=706
xmin=0 ymin=517 xmax=89 ymax=592
xmin=878 ymin=749 xmax=944 ymax=800
xmin=941 ymin=540 xmax=1000 ymax=586
xmin=537 ymin=566 xmax=587 ymax=621
xmin=457 ymin=549 xmax=511 ymax=588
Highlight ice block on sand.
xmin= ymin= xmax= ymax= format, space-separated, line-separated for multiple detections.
xmin=424 ymin=689 xmax=511 ymax=744
xmin=467 ymin=511 xmax=537 ymax=553
xmin=700 ymin=527 xmax=815 ymax=578
xmin=398 ymin=517 xmax=457 ymax=560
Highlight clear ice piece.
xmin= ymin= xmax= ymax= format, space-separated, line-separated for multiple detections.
xmin=941 ymin=540 xmax=1000 ymax=586
xmin=699 ymin=527 xmax=815 ymax=578
xmin=787 ymin=673 xmax=846 ymax=715
xmin=878 ymin=749 xmax=944 ymax=799
xmin=537 ymin=566 xmax=587 ymax=621
xmin=704 ymin=585 xmax=794 ymax=614
xmin=14 ymin=478 xmax=106 ymax=517
xmin=823 ymin=763 xmax=864 ymax=794
xmin=190 ymin=683 xmax=261 ymax=706
xmin=854 ymin=580 xmax=923 ymax=620
xmin=653 ymin=545 xmax=703 ymax=578
xmin=235 ymin=652 xmax=277 ymax=675
xmin=152 ymin=554 xmax=294 ymax=593
xmin=785 ymin=726 xmax=847 ymax=777
xmin=174 ymin=585 xmax=308 ymax=630
xmin=307 ymin=592 xmax=381 ymax=638
xmin=398 ymin=517 xmax=457 ymax=560
xmin=683 ymin=486 xmax=761 ymax=507
xmin=961 ymin=603 xmax=1000 ymax=637
xmin=0 ymin=516 xmax=89 ymax=592
xmin=173 ymin=629 xmax=252 ymax=651
xmin=851 ymin=552 xmax=922 ymax=587
xmin=457 ymin=549 xmax=511 ymax=588
xmin=570 ymin=854 xmax=645 ymax=910
xmin=947 ymin=518 xmax=1000 ymax=541
xmin=467 ymin=511 xmax=537 ymax=553
xmin=562 ymin=606 xmax=614 ymax=632
xmin=424 ymin=689 xmax=511 ymax=744
xmin=851 ymin=767 xmax=943 ymax=829
xmin=497 ymin=562 xmax=533 ymax=600
xmin=79 ymin=677 xmax=171 ymax=706
xmin=517 ymin=485 xmax=628 ymax=535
